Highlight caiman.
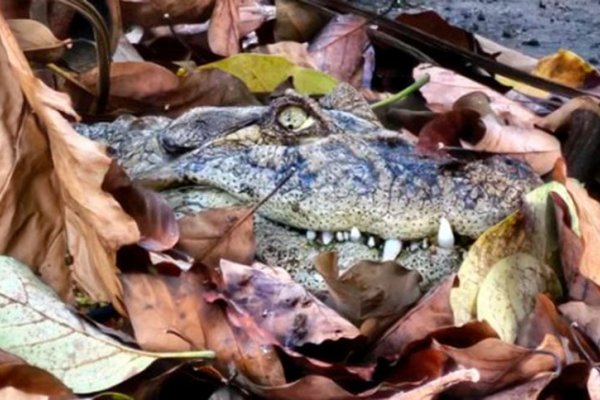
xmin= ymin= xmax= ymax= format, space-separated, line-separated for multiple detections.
xmin=75 ymin=84 xmax=541 ymax=291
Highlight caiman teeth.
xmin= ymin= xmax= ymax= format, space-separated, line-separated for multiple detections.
xmin=350 ymin=227 xmax=361 ymax=242
xmin=322 ymin=231 xmax=334 ymax=245
xmin=336 ymin=232 xmax=345 ymax=242
xmin=306 ymin=230 xmax=317 ymax=241
xmin=367 ymin=236 xmax=376 ymax=248
xmin=343 ymin=232 xmax=350 ymax=241
xmin=382 ymin=239 xmax=402 ymax=262
xmin=437 ymin=217 xmax=455 ymax=249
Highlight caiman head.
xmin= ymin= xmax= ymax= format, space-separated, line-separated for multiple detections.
xmin=126 ymin=85 xmax=541 ymax=247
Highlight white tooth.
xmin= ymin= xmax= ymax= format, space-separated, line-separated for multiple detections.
xmin=367 ymin=236 xmax=376 ymax=248
xmin=306 ymin=230 xmax=317 ymax=241
xmin=343 ymin=232 xmax=350 ymax=241
xmin=336 ymin=232 xmax=344 ymax=242
xmin=382 ymin=239 xmax=402 ymax=262
xmin=322 ymin=231 xmax=334 ymax=245
xmin=437 ymin=217 xmax=455 ymax=249
xmin=350 ymin=227 xmax=361 ymax=242
xmin=410 ymin=241 xmax=419 ymax=252
xmin=421 ymin=238 xmax=429 ymax=249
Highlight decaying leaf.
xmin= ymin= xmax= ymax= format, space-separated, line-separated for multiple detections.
xmin=208 ymin=0 xmax=241 ymax=57
xmin=534 ymin=49 xmax=600 ymax=89
xmin=559 ymin=302 xmax=600 ymax=349
xmin=7 ymin=19 xmax=68 ymax=63
xmin=218 ymin=259 xmax=362 ymax=347
xmin=121 ymin=0 xmax=216 ymax=28
xmin=0 ymin=257 xmax=212 ymax=394
xmin=0 ymin=15 xmax=139 ymax=307
xmin=121 ymin=270 xmax=287 ymax=387
xmin=199 ymin=53 xmax=338 ymax=95
xmin=253 ymin=41 xmax=318 ymax=69
xmin=274 ymin=0 xmax=330 ymax=42
xmin=476 ymin=253 xmax=562 ymax=343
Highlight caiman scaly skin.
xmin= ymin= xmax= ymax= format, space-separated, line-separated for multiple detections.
xmin=75 ymin=85 xmax=542 ymax=290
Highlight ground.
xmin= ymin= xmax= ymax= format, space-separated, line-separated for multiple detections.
xmin=350 ymin=0 xmax=600 ymax=65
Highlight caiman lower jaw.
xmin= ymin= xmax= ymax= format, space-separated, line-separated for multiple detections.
xmin=299 ymin=216 xmax=457 ymax=262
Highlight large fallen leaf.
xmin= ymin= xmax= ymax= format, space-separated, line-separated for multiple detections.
xmin=218 ymin=259 xmax=362 ymax=347
xmin=198 ymin=53 xmax=338 ymax=95
xmin=451 ymin=182 xmax=573 ymax=325
xmin=7 ymin=19 xmax=68 ymax=63
xmin=308 ymin=14 xmax=369 ymax=85
xmin=476 ymin=253 xmax=562 ymax=343
xmin=0 ymin=15 xmax=140 ymax=308
xmin=121 ymin=0 xmax=215 ymax=28
xmin=534 ymin=49 xmax=600 ymax=89
xmin=121 ymin=270 xmax=287 ymax=387
xmin=0 ymin=257 xmax=213 ymax=394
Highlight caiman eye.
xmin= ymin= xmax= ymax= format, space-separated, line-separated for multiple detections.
xmin=277 ymin=106 xmax=315 ymax=131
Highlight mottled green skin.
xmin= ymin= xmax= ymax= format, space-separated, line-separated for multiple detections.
xmin=75 ymin=88 xmax=541 ymax=290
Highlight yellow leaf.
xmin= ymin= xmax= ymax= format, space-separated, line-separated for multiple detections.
xmin=476 ymin=253 xmax=562 ymax=342
xmin=197 ymin=53 xmax=337 ymax=95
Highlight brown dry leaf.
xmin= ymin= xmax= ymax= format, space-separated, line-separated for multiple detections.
xmin=0 ymin=1 xmax=30 ymax=18
xmin=369 ymin=276 xmax=456 ymax=361
xmin=538 ymin=96 xmax=600 ymax=132
xmin=534 ymin=49 xmax=600 ymax=89
xmin=253 ymin=41 xmax=318 ymax=69
xmin=102 ymin=161 xmax=179 ymax=252
xmin=552 ymin=191 xmax=600 ymax=305
xmin=436 ymin=334 xmax=565 ymax=397
xmin=177 ymin=207 xmax=255 ymax=269
xmin=564 ymin=180 xmax=600 ymax=287
xmin=482 ymin=373 xmax=553 ymax=399
xmin=414 ymin=64 xmax=539 ymax=129
xmin=315 ymin=252 xmax=422 ymax=324
xmin=388 ymin=368 xmax=480 ymax=400
xmin=308 ymin=14 xmax=369 ymax=85
xmin=122 ymin=270 xmax=287 ymax=386
xmin=384 ymin=348 xmax=448 ymax=387
xmin=208 ymin=0 xmax=241 ymax=57
xmin=537 ymin=362 xmax=591 ymax=399
xmin=0 ymin=14 xmax=139 ymax=306
xmin=0 ymin=350 xmax=74 ymax=400
xmin=7 ymin=19 xmax=68 ymax=63
xmin=218 ymin=259 xmax=362 ymax=347
xmin=274 ymin=0 xmax=330 ymax=42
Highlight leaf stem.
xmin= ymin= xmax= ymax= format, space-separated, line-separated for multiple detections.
xmin=370 ymin=73 xmax=430 ymax=110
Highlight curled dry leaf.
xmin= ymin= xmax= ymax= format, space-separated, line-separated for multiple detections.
xmin=254 ymin=41 xmax=318 ymax=69
xmin=414 ymin=64 xmax=539 ymax=129
xmin=436 ymin=334 xmax=565 ymax=397
xmin=315 ymin=252 xmax=422 ymax=324
xmin=121 ymin=270 xmax=286 ymax=386
xmin=218 ymin=259 xmax=362 ymax=347
xmin=559 ymin=302 xmax=600 ymax=350
xmin=387 ymin=368 xmax=480 ymax=400
xmin=208 ymin=0 xmax=241 ymax=57
xmin=369 ymin=276 xmax=456 ymax=361
xmin=102 ymin=161 xmax=179 ymax=252
xmin=308 ymin=14 xmax=369 ymax=85
xmin=7 ymin=19 xmax=68 ymax=63
xmin=177 ymin=207 xmax=255 ymax=269
xmin=0 ymin=16 xmax=139 ymax=306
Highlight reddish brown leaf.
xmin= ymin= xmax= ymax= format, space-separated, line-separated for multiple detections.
xmin=0 ymin=350 xmax=74 ymax=399
xmin=415 ymin=109 xmax=485 ymax=157
xmin=121 ymin=270 xmax=287 ymax=386
xmin=177 ymin=207 xmax=255 ymax=269
xmin=436 ymin=334 xmax=565 ymax=397
xmin=102 ymin=161 xmax=179 ymax=252
xmin=315 ymin=252 xmax=422 ymax=324
xmin=7 ymin=19 xmax=68 ymax=63
xmin=0 ymin=1 xmax=30 ymax=18
xmin=308 ymin=14 xmax=369 ymax=85
xmin=482 ymin=373 xmax=553 ymax=399
xmin=369 ymin=276 xmax=456 ymax=361
xmin=559 ymin=301 xmax=600 ymax=351
xmin=121 ymin=0 xmax=215 ymax=28
xmin=215 ymin=259 xmax=361 ymax=347
xmin=384 ymin=348 xmax=447 ymax=386
xmin=537 ymin=362 xmax=591 ymax=399
xmin=388 ymin=368 xmax=481 ymax=400
xmin=208 ymin=0 xmax=241 ymax=56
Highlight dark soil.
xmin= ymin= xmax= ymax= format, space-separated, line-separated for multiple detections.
xmin=350 ymin=0 xmax=600 ymax=66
